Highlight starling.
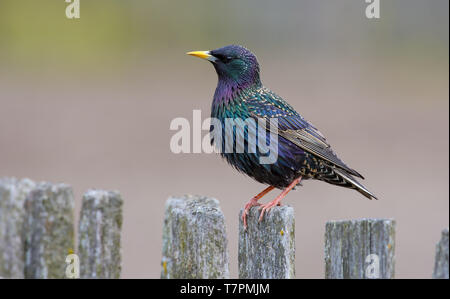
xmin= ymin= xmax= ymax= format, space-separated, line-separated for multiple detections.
xmin=187 ymin=45 xmax=377 ymax=228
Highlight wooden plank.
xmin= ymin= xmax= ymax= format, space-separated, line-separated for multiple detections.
xmin=161 ymin=195 xmax=229 ymax=278
xmin=78 ymin=190 xmax=123 ymax=279
xmin=238 ymin=206 xmax=295 ymax=278
xmin=0 ymin=178 xmax=35 ymax=278
xmin=325 ymin=218 xmax=395 ymax=279
xmin=23 ymin=182 xmax=75 ymax=278
xmin=433 ymin=228 xmax=449 ymax=279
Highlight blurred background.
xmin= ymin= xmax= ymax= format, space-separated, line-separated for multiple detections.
xmin=0 ymin=0 xmax=448 ymax=278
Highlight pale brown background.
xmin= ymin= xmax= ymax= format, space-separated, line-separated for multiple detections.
xmin=0 ymin=0 xmax=448 ymax=278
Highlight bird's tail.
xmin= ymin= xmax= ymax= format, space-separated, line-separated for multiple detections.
xmin=333 ymin=168 xmax=378 ymax=200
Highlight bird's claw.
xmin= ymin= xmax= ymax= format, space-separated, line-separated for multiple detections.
xmin=258 ymin=201 xmax=279 ymax=222
xmin=242 ymin=197 xmax=261 ymax=230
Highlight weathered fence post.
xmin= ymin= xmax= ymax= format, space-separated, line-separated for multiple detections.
xmin=161 ymin=195 xmax=229 ymax=278
xmin=0 ymin=178 xmax=36 ymax=278
xmin=238 ymin=206 xmax=295 ymax=279
xmin=325 ymin=218 xmax=395 ymax=279
xmin=78 ymin=190 xmax=123 ymax=279
xmin=433 ymin=228 xmax=449 ymax=279
xmin=23 ymin=182 xmax=75 ymax=279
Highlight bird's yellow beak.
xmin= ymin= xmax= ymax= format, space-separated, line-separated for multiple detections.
xmin=186 ymin=50 xmax=215 ymax=61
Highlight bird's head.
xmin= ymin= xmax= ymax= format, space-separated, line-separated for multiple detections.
xmin=187 ymin=45 xmax=261 ymax=87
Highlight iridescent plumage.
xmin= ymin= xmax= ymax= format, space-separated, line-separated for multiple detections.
xmin=188 ymin=45 xmax=377 ymax=226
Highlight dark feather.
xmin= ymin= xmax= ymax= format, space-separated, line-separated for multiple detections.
xmin=245 ymin=87 xmax=364 ymax=179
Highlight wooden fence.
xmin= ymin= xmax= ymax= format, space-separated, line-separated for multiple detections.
xmin=162 ymin=195 xmax=448 ymax=279
xmin=0 ymin=178 xmax=123 ymax=278
xmin=1 ymin=178 xmax=448 ymax=279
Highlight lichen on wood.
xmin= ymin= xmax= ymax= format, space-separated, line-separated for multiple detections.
xmin=325 ymin=218 xmax=396 ymax=279
xmin=23 ymin=182 xmax=75 ymax=279
xmin=0 ymin=178 xmax=36 ymax=278
xmin=433 ymin=228 xmax=449 ymax=279
xmin=161 ymin=195 xmax=229 ymax=279
xmin=78 ymin=190 xmax=123 ymax=279
xmin=238 ymin=206 xmax=295 ymax=279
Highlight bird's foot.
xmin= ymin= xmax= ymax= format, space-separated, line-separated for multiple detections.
xmin=258 ymin=176 xmax=302 ymax=223
xmin=258 ymin=197 xmax=283 ymax=222
xmin=242 ymin=185 xmax=275 ymax=230
xmin=242 ymin=197 xmax=261 ymax=230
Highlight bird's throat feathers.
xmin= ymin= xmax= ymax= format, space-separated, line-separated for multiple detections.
xmin=212 ymin=72 xmax=261 ymax=109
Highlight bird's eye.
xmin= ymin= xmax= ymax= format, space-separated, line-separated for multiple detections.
xmin=214 ymin=54 xmax=233 ymax=63
xmin=223 ymin=56 xmax=233 ymax=63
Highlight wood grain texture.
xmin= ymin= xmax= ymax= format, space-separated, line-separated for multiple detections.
xmin=433 ymin=228 xmax=449 ymax=279
xmin=78 ymin=190 xmax=123 ymax=279
xmin=23 ymin=182 xmax=75 ymax=279
xmin=0 ymin=178 xmax=36 ymax=278
xmin=325 ymin=218 xmax=395 ymax=279
xmin=161 ymin=195 xmax=229 ymax=278
xmin=238 ymin=206 xmax=295 ymax=279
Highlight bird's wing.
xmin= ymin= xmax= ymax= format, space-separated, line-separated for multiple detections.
xmin=245 ymin=87 xmax=364 ymax=179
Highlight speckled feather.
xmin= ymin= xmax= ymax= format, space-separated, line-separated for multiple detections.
xmin=207 ymin=45 xmax=376 ymax=199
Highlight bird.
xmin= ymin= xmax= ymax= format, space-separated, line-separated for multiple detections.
xmin=187 ymin=45 xmax=377 ymax=228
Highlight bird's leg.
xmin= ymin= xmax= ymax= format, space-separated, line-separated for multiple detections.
xmin=242 ymin=185 xmax=275 ymax=229
xmin=258 ymin=176 xmax=302 ymax=222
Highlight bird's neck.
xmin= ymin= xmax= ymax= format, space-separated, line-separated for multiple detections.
xmin=212 ymin=77 xmax=261 ymax=114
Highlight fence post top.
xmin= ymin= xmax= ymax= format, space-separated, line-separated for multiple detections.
xmin=166 ymin=195 xmax=222 ymax=213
